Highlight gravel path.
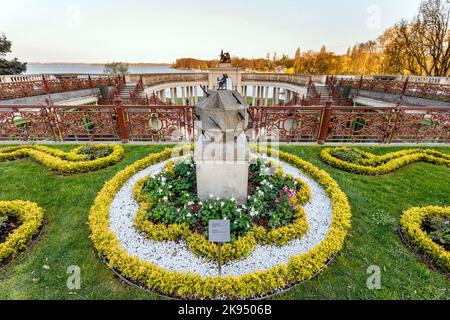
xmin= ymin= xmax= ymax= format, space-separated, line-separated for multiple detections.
xmin=109 ymin=157 xmax=333 ymax=277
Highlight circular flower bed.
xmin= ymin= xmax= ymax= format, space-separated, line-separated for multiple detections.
xmin=0 ymin=144 xmax=124 ymax=174
xmin=89 ymin=146 xmax=351 ymax=299
xmin=400 ymin=206 xmax=450 ymax=273
xmin=133 ymin=156 xmax=311 ymax=263
xmin=0 ymin=200 xmax=45 ymax=264
xmin=320 ymin=147 xmax=450 ymax=175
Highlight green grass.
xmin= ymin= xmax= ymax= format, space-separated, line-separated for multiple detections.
xmin=0 ymin=144 xmax=449 ymax=300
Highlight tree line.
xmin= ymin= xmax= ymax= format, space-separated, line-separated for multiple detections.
xmin=173 ymin=0 xmax=450 ymax=77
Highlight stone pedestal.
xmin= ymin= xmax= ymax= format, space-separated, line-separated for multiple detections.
xmin=194 ymin=90 xmax=249 ymax=204
xmin=208 ymin=67 xmax=242 ymax=93
xmin=196 ymin=160 xmax=248 ymax=203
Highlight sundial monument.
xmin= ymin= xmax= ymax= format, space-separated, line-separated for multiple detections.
xmin=194 ymin=51 xmax=249 ymax=204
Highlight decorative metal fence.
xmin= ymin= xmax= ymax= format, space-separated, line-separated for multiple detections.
xmin=0 ymin=76 xmax=122 ymax=100
xmin=335 ymin=77 xmax=450 ymax=103
xmin=0 ymin=102 xmax=448 ymax=144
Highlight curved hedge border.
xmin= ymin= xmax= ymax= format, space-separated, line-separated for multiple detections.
xmin=0 ymin=200 xmax=45 ymax=263
xmin=89 ymin=146 xmax=351 ymax=299
xmin=132 ymin=159 xmax=311 ymax=264
xmin=320 ymin=147 xmax=450 ymax=175
xmin=0 ymin=144 xmax=124 ymax=174
xmin=400 ymin=206 xmax=450 ymax=272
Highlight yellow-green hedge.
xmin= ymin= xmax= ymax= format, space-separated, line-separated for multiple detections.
xmin=400 ymin=206 xmax=450 ymax=272
xmin=133 ymin=167 xmax=311 ymax=263
xmin=88 ymin=146 xmax=351 ymax=299
xmin=0 ymin=144 xmax=124 ymax=174
xmin=0 ymin=200 xmax=45 ymax=263
xmin=320 ymin=147 xmax=450 ymax=175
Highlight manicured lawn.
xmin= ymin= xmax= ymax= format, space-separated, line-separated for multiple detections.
xmin=0 ymin=144 xmax=449 ymax=300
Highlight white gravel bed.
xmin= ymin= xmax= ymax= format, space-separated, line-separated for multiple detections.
xmin=109 ymin=157 xmax=333 ymax=278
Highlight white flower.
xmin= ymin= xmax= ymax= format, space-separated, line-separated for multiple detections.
xmin=162 ymin=196 xmax=168 ymax=202
xmin=223 ymin=217 xmax=228 ymax=220
xmin=209 ymin=194 xmax=214 ymax=198
xmin=158 ymin=189 xmax=163 ymax=194
xmin=220 ymin=202 xmax=225 ymax=207
xmin=249 ymin=208 xmax=259 ymax=217
xmin=230 ymin=197 xmax=236 ymax=202
xmin=187 ymin=201 xmax=194 ymax=206
xmin=199 ymin=201 xmax=203 ymax=206
xmin=216 ymin=197 xmax=220 ymax=201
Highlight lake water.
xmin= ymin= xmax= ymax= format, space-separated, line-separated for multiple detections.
xmin=25 ymin=63 xmax=196 ymax=75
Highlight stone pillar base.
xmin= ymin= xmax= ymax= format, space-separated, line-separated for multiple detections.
xmin=196 ymin=160 xmax=248 ymax=204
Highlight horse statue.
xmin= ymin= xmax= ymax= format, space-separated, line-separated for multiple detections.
xmin=220 ymin=50 xmax=231 ymax=64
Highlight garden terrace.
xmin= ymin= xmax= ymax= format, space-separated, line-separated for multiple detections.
xmin=0 ymin=144 xmax=448 ymax=299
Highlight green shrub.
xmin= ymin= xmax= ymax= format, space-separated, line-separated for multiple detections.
xmin=426 ymin=215 xmax=450 ymax=247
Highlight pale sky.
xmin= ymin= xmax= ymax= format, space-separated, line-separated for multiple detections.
xmin=0 ymin=0 xmax=423 ymax=63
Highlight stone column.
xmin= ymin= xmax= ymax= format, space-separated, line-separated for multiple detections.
xmin=274 ymin=88 xmax=280 ymax=105
xmin=181 ymin=86 xmax=186 ymax=105
xmin=252 ymin=85 xmax=256 ymax=106
xmin=194 ymin=86 xmax=198 ymax=104
xmin=272 ymin=87 xmax=276 ymax=106
xmin=257 ymin=86 xmax=261 ymax=105
xmin=264 ymin=86 xmax=269 ymax=106
xmin=170 ymin=88 xmax=176 ymax=105
xmin=188 ymin=86 xmax=191 ymax=105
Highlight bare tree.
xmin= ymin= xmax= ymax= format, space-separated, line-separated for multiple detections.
xmin=381 ymin=0 xmax=450 ymax=76
xmin=416 ymin=0 xmax=450 ymax=76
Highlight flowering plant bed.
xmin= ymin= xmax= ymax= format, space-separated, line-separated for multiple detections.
xmin=133 ymin=156 xmax=311 ymax=263
xmin=320 ymin=147 xmax=450 ymax=175
xmin=89 ymin=146 xmax=351 ymax=299
xmin=0 ymin=144 xmax=124 ymax=174
xmin=400 ymin=206 xmax=450 ymax=273
xmin=0 ymin=201 xmax=44 ymax=264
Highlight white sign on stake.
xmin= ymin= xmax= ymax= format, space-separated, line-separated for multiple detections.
xmin=208 ymin=219 xmax=231 ymax=243
xmin=208 ymin=219 xmax=231 ymax=276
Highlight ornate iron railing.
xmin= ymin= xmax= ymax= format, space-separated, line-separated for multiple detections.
xmin=0 ymin=75 xmax=123 ymax=101
xmin=335 ymin=76 xmax=450 ymax=103
xmin=0 ymin=103 xmax=448 ymax=143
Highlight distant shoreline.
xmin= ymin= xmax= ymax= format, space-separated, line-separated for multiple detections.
xmin=27 ymin=62 xmax=172 ymax=67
